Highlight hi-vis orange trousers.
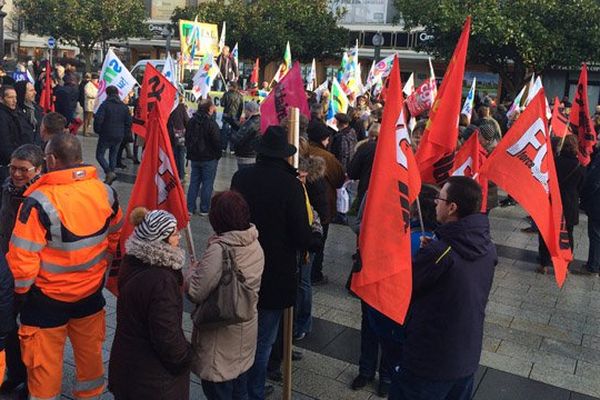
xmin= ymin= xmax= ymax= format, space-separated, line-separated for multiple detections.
xmin=18 ymin=310 xmax=106 ymax=400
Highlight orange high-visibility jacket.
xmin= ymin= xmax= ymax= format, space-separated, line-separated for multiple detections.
xmin=7 ymin=166 xmax=123 ymax=303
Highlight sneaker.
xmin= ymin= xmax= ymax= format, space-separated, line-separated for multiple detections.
xmin=377 ymin=381 xmax=390 ymax=397
xmin=351 ymin=375 xmax=373 ymax=390
xmin=293 ymin=332 xmax=306 ymax=341
xmin=267 ymin=370 xmax=283 ymax=382
xmin=570 ymin=265 xmax=599 ymax=277
xmin=198 ymin=212 xmax=209 ymax=217
xmin=104 ymin=172 xmax=117 ymax=185
xmin=292 ymin=350 xmax=303 ymax=361
xmin=535 ymin=266 xmax=549 ymax=275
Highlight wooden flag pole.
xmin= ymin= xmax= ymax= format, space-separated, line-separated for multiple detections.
xmin=282 ymin=107 xmax=300 ymax=400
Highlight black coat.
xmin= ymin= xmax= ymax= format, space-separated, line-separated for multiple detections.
xmin=348 ymin=139 xmax=377 ymax=206
xmin=221 ymin=90 xmax=244 ymax=120
xmin=581 ymin=154 xmax=600 ymax=220
xmin=0 ymin=178 xmax=25 ymax=254
xmin=231 ymin=157 xmax=317 ymax=309
xmin=0 ymin=103 xmax=25 ymax=183
xmin=16 ymin=103 xmax=43 ymax=147
xmin=94 ymin=95 xmax=132 ymax=144
xmin=555 ymin=153 xmax=585 ymax=227
xmin=185 ymin=111 xmax=221 ymax=162
xmin=54 ymin=84 xmax=79 ymax=124
xmin=109 ymin=254 xmax=191 ymax=400
xmin=403 ymin=213 xmax=497 ymax=380
xmin=0 ymin=255 xmax=14 ymax=344
xmin=231 ymin=114 xmax=260 ymax=158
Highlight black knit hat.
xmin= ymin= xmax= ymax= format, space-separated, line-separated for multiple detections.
xmin=256 ymin=126 xmax=297 ymax=158
xmin=307 ymin=121 xmax=332 ymax=143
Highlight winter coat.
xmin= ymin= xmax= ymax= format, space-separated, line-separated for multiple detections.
xmin=16 ymin=102 xmax=42 ymax=147
xmin=231 ymin=157 xmax=319 ymax=309
xmin=168 ymin=103 xmax=190 ymax=150
xmin=94 ymin=95 xmax=132 ymax=144
xmin=109 ymin=237 xmax=192 ymax=400
xmin=303 ymin=155 xmax=330 ymax=224
xmin=0 ymin=255 xmax=14 ymax=344
xmin=187 ymin=225 xmax=264 ymax=382
xmin=185 ymin=111 xmax=221 ymax=162
xmin=84 ymin=81 xmax=98 ymax=112
xmin=555 ymin=152 xmax=585 ymax=227
xmin=330 ymin=126 xmax=357 ymax=172
xmin=581 ymin=154 xmax=600 ymax=220
xmin=348 ymin=139 xmax=376 ymax=207
xmin=307 ymin=141 xmax=345 ymax=222
xmin=216 ymin=54 xmax=238 ymax=83
xmin=403 ymin=213 xmax=497 ymax=380
xmin=78 ymin=78 xmax=89 ymax=108
xmin=221 ymin=90 xmax=244 ymax=121
xmin=0 ymin=103 xmax=25 ymax=183
xmin=54 ymin=84 xmax=79 ymax=124
xmin=231 ymin=114 xmax=260 ymax=158
xmin=0 ymin=176 xmax=39 ymax=254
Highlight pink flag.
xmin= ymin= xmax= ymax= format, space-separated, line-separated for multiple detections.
xmin=260 ymin=61 xmax=310 ymax=133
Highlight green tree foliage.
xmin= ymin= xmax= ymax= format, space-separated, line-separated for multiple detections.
xmin=171 ymin=0 xmax=349 ymax=63
xmin=15 ymin=0 xmax=148 ymax=69
xmin=394 ymin=0 xmax=600 ymax=98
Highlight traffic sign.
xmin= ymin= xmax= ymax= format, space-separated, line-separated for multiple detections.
xmin=47 ymin=37 xmax=56 ymax=49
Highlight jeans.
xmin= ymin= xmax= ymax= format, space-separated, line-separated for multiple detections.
xmin=389 ymin=368 xmax=474 ymax=400
xmin=311 ymin=223 xmax=329 ymax=282
xmin=173 ymin=145 xmax=186 ymax=181
xmin=95 ymin=140 xmax=120 ymax=174
xmin=202 ymin=371 xmax=248 ymax=400
xmin=588 ymin=218 xmax=600 ymax=272
xmin=359 ymin=301 xmax=390 ymax=382
xmin=221 ymin=121 xmax=233 ymax=151
xmin=247 ymin=309 xmax=282 ymax=400
xmin=237 ymin=162 xmax=255 ymax=171
xmin=186 ymin=159 xmax=218 ymax=214
xmin=294 ymin=253 xmax=314 ymax=336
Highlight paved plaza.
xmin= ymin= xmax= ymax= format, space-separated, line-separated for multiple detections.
xmin=3 ymin=135 xmax=600 ymax=399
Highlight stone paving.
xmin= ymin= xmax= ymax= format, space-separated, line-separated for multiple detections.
xmin=2 ymin=135 xmax=600 ymax=399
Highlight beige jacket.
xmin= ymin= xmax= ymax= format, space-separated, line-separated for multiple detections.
xmin=84 ymin=81 xmax=98 ymax=112
xmin=187 ymin=225 xmax=264 ymax=382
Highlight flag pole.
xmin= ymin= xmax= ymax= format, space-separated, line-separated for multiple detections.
xmin=415 ymin=196 xmax=426 ymax=235
xmin=557 ymin=121 xmax=571 ymax=154
xmin=183 ymin=224 xmax=197 ymax=263
xmin=282 ymin=107 xmax=300 ymax=400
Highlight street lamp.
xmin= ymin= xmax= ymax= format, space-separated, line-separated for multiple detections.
xmin=161 ymin=26 xmax=173 ymax=57
xmin=0 ymin=0 xmax=6 ymax=60
xmin=372 ymin=31 xmax=384 ymax=63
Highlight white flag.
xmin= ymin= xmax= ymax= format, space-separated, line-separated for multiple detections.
xmin=428 ymin=57 xmax=437 ymax=101
xmin=192 ymin=52 xmax=219 ymax=100
xmin=525 ymin=75 xmax=542 ymax=105
xmin=307 ymin=58 xmax=317 ymax=91
xmin=218 ymin=21 xmax=226 ymax=52
xmin=314 ymin=80 xmax=329 ymax=103
xmin=94 ymin=49 xmax=138 ymax=112
xmin=403 ymin=73 xmax=415 ymax=97
xmin=461 ymin=78 xmax=477 ymax=122
xmin=506 ymin=84 xmax=527 ymax=120
xmin=162 ymin=54 xmax=179 ymax=111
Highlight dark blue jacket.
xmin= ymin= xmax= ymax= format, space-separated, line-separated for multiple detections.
xmin=581 ymin=154 xmax=600 ymax=220
xmin=54 ymin=84 xmax=79 ymax=124
xmin=94 ymin=95 xmax=132 ymax=144
xmin=0 ymin=255 xmax=15 ymax=345
xmin=402 ymin=213 xmax=497 ymax=380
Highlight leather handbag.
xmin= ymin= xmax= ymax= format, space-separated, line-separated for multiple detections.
xmin=191 ymin=244 xmax=255 ymax=328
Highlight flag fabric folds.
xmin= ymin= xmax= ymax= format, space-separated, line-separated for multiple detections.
xmin=569 ymin=64 xmax=598 ymax=166
xmin=218 ymin=21 xmax=226 ymax=52
xmin=550 ymin=97 xmax=572 ymax=138
xmin=326 ymin=77 xmax=349 ymax=127
xmin=132 ymin=63 xmax=177 ymax=139
xmin=250 ymin=58 xmax=260 ymax=87
xmin=481 ymin=91 xmax=572 ymax=287
xmin=94 ymin=49 xmax=138 ymax=112
xmin=351 ymin=56 xmax=422 ymax=325
xmin=451 ymin=131 xmax=488 ymax=210
xmin=306 ymin=58 xmax=317 ymax=91
xmin=506 ymin=84 xmax=527 ymax=120
xmin=260 ymin=62 xmax=310 ymax=133
xmin=415 ymin=17 xmax=471 ymax=185
xmin=39 ymin=61 xmax=54 ymax=113
xmin=461 ymin=78 xmax=477 ymax=122
xmin=192 ymin=52 xmax=220 ymax=100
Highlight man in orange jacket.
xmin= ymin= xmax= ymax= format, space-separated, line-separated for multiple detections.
xmin=7 ymin=133 xmax=123 ymax=399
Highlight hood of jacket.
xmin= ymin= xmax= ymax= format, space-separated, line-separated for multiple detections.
xmin=435 ymin=213 xmax=493 ymax=261
xmin=125 ymin=236 xmax=186 ymax=270
xmin=207 ymin=224 xmax=259 ymax=248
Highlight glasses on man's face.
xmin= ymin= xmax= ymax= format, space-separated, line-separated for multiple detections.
xmin=434 ymin=196 xmax=451 ymax=203
xmin=9 ymin=165 xmax=36 ymax=174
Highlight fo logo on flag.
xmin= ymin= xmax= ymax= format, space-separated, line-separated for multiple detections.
xmin=155 ymin=148 xmax=178 ymax=205
xmin=506 ymin=118 xmax=549 ymax=193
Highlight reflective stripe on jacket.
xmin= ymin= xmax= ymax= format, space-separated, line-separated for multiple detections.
xmin=7 ymin=166 xmax=123 ymax=302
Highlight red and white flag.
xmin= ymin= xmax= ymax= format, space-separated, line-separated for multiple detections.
xmin=481 ymin=91 xmax=572 ymax=286
xmin=451 ymin=132 xmax=488 ymax=211
xmin=351 ymin=56 xmax=422 ymax=325
xmin=569 ymin=64 xmax=597 ymax=166
xmin=550 ymin=96 xmax=572 ymax=138
xmin=415 ymin=17 xmax=471 ymax=185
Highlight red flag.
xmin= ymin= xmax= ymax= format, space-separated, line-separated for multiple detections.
xmin=405 ymin=80 xmax=436 ymax=117
xmin=260 ymin=62 xmax=310 ymax=133
xmin=351 ymin=56 xmax=422 ymax=325
xmin=250 ymin=58 xmax=259 ymax=86
xmin=481 ymin=91 xmax=572 ymax=286
xmin=132 ymin=63 xmax=177 ymax=139
xmin=39 ymin=61 xmax=54 ymax=113
xmin=569 ymin=64 xmax=597 ymax=166
xmin=415 ymin=17 xmax=471 ymax=185
xmin=451 ymin=131 xmax=489 ymax=211
xmin=550 ymin=96 xmax=572 ymax=138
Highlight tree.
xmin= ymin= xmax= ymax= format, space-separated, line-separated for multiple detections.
xmin=15 ymin=0 xmax=149 ymax=70
xmin=171 ymin=0 xmax=349 ymax=63
xmin=394 ymin=0 xmax=600 ymax=99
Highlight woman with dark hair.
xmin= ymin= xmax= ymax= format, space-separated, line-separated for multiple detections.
xmin=14 ymin=81 xmax=42 ymax=146
xmin=538 ymin=134 xmax=585 ymax=274
xmin=187 ymin=191 xmax=264 ymax=399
